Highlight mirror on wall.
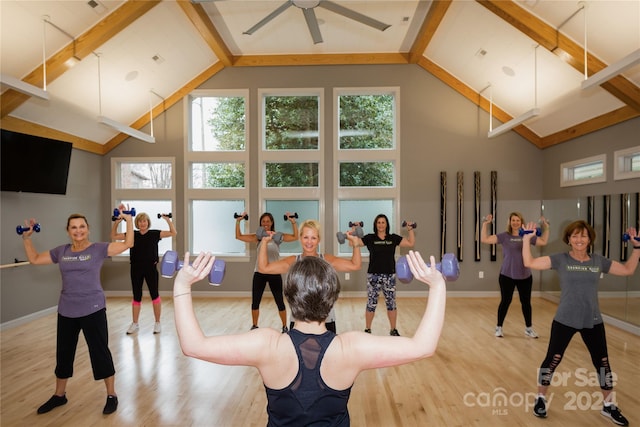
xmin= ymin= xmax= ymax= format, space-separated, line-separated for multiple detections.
xmin=539 ymin=194 xmax=639 ymax=327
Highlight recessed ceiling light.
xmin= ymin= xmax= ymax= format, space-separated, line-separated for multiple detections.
xmin=125 ymin=71 xmax=138 ymax=82
xmin=502 ymin=66 xmax=515 ymax=77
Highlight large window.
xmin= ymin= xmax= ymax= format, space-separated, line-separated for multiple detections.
xmin=111 ymin=158 xmax=176 ymax=256
xmin=184 ymin=87 xmax=401 ymax=258
xmin=186 ymin=90 xmax=249 ymax=256
xmin=334 ymin=88 xmax=400 ymax=255
xmin=258 ymin=89 xmax=324 ymax=254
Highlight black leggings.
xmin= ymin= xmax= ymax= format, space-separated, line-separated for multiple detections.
xmin=538 ymin=320 xmax=612 ymax=390
xmin=251 ymin=272 xmax=286 ymax=311
xmin=130 ymin=262 xmax=160 ymax=302
xmin=497 ymin=274 xmax=532 ymax=327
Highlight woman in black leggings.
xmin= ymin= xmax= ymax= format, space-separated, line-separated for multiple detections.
xmin=236 ymin=211 xmax=298 ymax=332
xmin=523 ymin=220 xmax=639 ymax=425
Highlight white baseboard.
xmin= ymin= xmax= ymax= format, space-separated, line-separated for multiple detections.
xmin=0 ymin=306 xmax=57 ymax=331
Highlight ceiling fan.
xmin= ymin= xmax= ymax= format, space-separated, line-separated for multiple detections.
xmin=243 ymin=0 xmax=391 ymax=44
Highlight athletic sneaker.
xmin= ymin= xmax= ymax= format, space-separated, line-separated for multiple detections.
xmin=364 ymin=328 xmax=371 ymax=334
xmin=495 ymin=326 xmax=504 ymax=337
xmin=103 ymin=395 xmax=118 ymax=415
xmin=525 ymin=327 xmax=538 ymax=338
xmin=601 ymin=403 xmax=629 ymax=426
xmin=153 ymin=322 xmax=162 ymax=334
xmin=37 ymin=394 xmax=67 ymax=414
xmin=126 ymin=323 xmax=139 ymax=335
xmin=533 ymin=396 xmax=547 ymax=418
xmin=390 ymin=329 xmax=400 ymax=336
xmin=282 ymin=326 xmax=289 ymax=333
xmin=250 ymin=325 xmax=258 ymax=330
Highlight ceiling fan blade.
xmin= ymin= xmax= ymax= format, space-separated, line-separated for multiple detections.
xmin=243 ymin=1 xmax=293 ymax=35
xmin=302 ymin=8 xmax=323 ymax=44
xmin=319 ymin=0 xmax=390 ymax=32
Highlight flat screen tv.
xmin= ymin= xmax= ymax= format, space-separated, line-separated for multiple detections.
xmin=1 ymin=129 xmax=73 ymax=195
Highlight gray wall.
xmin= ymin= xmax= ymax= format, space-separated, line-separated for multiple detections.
xmin=1 ymin=149 xmax=103 ymax=322
xmin=2 ymin=63 xmax=638 ymax=323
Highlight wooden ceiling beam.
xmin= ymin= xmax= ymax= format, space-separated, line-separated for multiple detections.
xmin=477 ymin=0 xmax=640 ymax=111
xmin=177 ymin=1 xmax=235 ymax=67
xmin=233 ymin=53 xmax=408 ymax=67
xmin=1 ymin=0 xmax=161 ymax=118
xmin=408 ymin=0 xmax=452 ymax=64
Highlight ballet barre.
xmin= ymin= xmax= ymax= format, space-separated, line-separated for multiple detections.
xmin=0 ymin=259 xmax=30 ymax=269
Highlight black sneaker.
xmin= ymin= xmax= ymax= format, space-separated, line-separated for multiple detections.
xmin=533 ymin=396 xmax=547 ymax=418
xmin=601 ymin=404 xmax=629 ymax=426
xmin=250 ymin=325 xmax=258 ymax=330
xmin=390 ymin=329 xmax=400 ymax=336
xmin=37 ymin=394 xmax=68 ymax=414
xmin=282 ymin=326 xmax=289 ymax=333
xmin=364 ymin=328 xmax=371 ymax=334
xmin=103 ymin=395 xmax=118 ymax=415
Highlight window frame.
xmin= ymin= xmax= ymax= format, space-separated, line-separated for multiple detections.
xmin=185 ymin=89 xmax=250 ymax=258
xmin=110 ymin=156 xmax=177 ymax=258
xmin=258 ymin=88 xmax=325 ymax=254
xmin=333 ymin=87 xmax=401 ymax=256
xmin=614 ymin=145 xmax=640 ymax=181
xmin=560 ymin=154 xmax=606 ymax=187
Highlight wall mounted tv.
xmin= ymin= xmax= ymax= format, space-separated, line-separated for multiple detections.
xmin=1 ymin=129 xmax=73 ymax=195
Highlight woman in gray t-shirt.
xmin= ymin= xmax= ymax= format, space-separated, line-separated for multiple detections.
xmin=522 ymin=220 xmax=640 ymax=425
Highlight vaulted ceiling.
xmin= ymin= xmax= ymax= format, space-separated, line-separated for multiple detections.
xmin=1 ymin=0 xmax=639 ymax=155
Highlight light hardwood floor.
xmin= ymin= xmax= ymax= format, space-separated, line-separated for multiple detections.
xmin=2 ymin=296 xmax=639 ymax=427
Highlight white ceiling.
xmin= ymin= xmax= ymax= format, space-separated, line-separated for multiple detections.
xmin=1 ymin=0 xmax=639 ymax=151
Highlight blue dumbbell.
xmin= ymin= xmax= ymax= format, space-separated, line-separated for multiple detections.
xmin=16 ymin=224 xmax=41 ymax=235
xmin=622 ymin=233 xmax=640 ymax=243
xmin=160 ymin=250 xmax=226 ymax=286
xmin=518 ymin=227 xmax=541 ymax=237
xmin=396 ymin=253 xmax=460 ymax=282
xmin=112 ymin=207 xmax=136 ymax=221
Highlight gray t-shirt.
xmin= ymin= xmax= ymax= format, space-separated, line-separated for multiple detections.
xmin=550 ymin=252 xmax=612 ymax=329
xmin=254 ymin=239 xmax=281 ymax=273
xmin=496 ymin=232 xmax=537 ymax=279
xmin=50 ymin=242 xmax=109 ymax=318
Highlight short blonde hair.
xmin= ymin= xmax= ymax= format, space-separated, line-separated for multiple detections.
xmin=135 ymin=212 xmax=151 ymax=229
xmin=299 ymin=219 xmax=321 ymax=236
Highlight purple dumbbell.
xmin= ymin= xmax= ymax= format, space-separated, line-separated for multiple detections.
xmin=160 ymin=250 xmax=226 ymax=286
xmin=396 ymin=253 xmax=459 ymax=282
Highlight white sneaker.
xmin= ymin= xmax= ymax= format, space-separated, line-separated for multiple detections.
xmin=495 ymin=326 xmax=504 ymax=337
xmin=525 ymin=327 xmax=539 ymax=338
xmin=153 ymin=322 xmax=161 ymax=334
xmin=126 ymin=322 xmax=139 ymax=335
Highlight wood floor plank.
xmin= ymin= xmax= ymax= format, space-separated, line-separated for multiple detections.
xmin=1 ymin=296 xmax=638 ymax=426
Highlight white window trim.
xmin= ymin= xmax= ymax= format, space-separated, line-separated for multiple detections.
xmin=560 ymin=154 xmax=606 ymax=187
xmin=333 ymin=87 xmax=401 ymax=255
xmin=258 ymin=88 xmax=325 ymax=236
xmin=111 ymin=157 xmax=177 ymax=258
xmin=614 ymin=145 xmax=640 ymax=181
xmin=184 ymin=89 xmax=250 ymax=256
